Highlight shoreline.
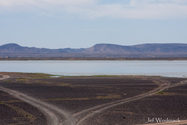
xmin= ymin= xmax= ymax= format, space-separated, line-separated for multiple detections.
xmin=0 ymin=72 xmax=186 ymax=79
xmin=0 ymin=72 xmax=179 ymax=79
xmin=1 ymin=57 xmax=187 ymax=61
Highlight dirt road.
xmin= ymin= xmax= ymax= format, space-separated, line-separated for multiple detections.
xmin=139 ymin=80 xmax=187 ymax=125
xmin=0 ymin=75 xmax=186 ymax=125
xmin=72 ymin=79 xmax=187 ymax=125
xmin=0 ymin=75 xmax=75 ymax=125
xmin=72 ymin=79 xmax=170 ymax=125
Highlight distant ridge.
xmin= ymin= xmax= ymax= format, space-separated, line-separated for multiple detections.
xmin=1 ymin=43 xmax=187 ymax=58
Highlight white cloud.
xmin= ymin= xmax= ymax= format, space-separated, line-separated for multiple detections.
xmin=0 ymin=0 xmax=187 ymax=19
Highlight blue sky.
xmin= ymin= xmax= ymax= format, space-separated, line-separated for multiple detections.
xmin=0 ymin=0 xmax=187 ymax=48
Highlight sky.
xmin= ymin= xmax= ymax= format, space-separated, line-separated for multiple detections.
xmin=0 ymin=0 xmax=187 ymax=49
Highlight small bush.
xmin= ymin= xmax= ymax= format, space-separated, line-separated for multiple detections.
xmin=157 ymin=91 xmax=163 ymax=94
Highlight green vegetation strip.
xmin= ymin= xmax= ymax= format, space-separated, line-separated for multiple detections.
xmin=29 ymin=73 xmax=58 ymax=78
xmin=42 ymin=94 xmax=122 ymax=101
xmin=157 ymin=91 xmax=164 ymax=94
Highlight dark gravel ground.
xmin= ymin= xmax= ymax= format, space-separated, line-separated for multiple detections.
xmin=0 ymin=91 xmax=47 ymax=125
xmin=0 ymin=77 xmax=157 ymax=114
xmin=0 ymin=75 xmax=186 ymax=125
xmin=89 ymin=82 xmax=187 ymax=125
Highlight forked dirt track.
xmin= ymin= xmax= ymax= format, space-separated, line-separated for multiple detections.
xmin=0 ymin=75 xmax=187 ymax=125
xmin=72 ymin=79 xmax=171 ymax=125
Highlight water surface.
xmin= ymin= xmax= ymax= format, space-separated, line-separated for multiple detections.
xmin=0 ymin=60 xmax=187 ymax=77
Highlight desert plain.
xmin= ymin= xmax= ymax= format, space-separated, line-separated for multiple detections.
xmin=0 ymin=72 xmax=187 ymax=125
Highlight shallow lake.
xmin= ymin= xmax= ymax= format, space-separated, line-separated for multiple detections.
xmin=0 ymin=60 xmax=187 ymax=77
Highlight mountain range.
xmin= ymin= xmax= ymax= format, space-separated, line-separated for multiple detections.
xmin=1 ymin=43 xmax=187 ymax=58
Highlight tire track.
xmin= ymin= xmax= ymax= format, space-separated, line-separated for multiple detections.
xmin=73 ymin=79 xmax=187 ymax=125
xmin=72 ymin=79 xmax=171 ymax=125
xmin=0 ymin=75 xmax=75 ymax=125
xmin=139 ymin=80 xmax=187 ymax=125
xmin=1 ymin=75 xmax=186 ymax=125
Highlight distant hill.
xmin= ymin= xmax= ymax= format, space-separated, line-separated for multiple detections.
xmin=85 ymin=43 xmax=187 ymax=54
xmin=0 ymin=43 xmax=85 ymax=54
xmin=1 ymin=43 xmax=187 ymax=58
xmin=85 ymin=44 xmax=136 ymax=54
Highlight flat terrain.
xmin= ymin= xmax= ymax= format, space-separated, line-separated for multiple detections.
xmin=0 ymin=90 xmax=46 ymax=125
xmin=1 ymin=57 xmax=187 ymax=60
xmin=89 ymin=78 xmax=187 ymax=125
xmin=0 ymin=72 xmax=187 ymax=125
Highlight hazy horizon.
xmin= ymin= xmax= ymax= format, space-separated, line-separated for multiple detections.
xmin=2 ymin=42 xmax=187 ymax=49
xmin=0 ymin=0 xmax=187 ymax=49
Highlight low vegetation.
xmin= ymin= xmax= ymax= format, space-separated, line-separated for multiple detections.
xmin=28 ymin=73 xmax=57 ymax=79
xmin=0 ymin=101 xmax=36 ymax=120
xmin=157 ymin=91 xmax=164 ymax=94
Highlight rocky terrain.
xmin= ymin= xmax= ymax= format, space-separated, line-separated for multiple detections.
xmin=0 ymin=73 xmax=187 ymax=125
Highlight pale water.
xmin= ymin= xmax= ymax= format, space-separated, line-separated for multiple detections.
xmin=0 ymin=60 xmax=187 ymax=77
